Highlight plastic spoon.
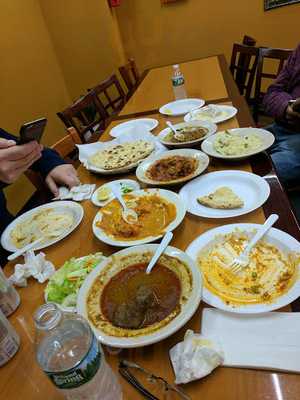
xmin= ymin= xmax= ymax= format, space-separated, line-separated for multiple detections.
xmin=110 ymin=183 xmax=138 ymax=224
xmin=8 ymin=238 xmax=43 ymax=261
xmin=146 ymin=231 xmax=173 ymax=274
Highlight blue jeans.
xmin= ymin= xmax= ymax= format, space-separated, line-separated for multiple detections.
xmin=266 ymin=123 xmax=300 ymax=190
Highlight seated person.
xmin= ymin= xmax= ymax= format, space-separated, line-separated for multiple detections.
xmin=263 ymin=43 xmax=300 ymax=190
xmin=0 ymin=127 xmax=79 ymax=262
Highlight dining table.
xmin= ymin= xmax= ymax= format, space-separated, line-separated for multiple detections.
xmin=1 ymin=54 xmax=300 ymax=400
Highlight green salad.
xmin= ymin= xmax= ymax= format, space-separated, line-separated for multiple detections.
xmin=45 ymin=253 xmax=105 ymax=308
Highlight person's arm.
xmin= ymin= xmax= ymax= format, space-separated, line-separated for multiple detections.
xmin=262 ymin=46 xmax=299 ymax=120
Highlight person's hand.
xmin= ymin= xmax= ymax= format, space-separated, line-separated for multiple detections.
xmin=45 ymin=164 xmax=80 ymax=197
xmin=286 ymin=98 xmax=300 ymax=126
xmin=0 ymin=140 xmax=42 ymax=184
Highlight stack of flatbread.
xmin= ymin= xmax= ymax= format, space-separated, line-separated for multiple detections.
xmin=197 ymin=187 xmax=244 ymax=209
xmin=89 ymin=140 xmax=155 ymax=170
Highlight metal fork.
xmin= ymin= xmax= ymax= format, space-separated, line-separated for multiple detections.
xmin=229 ymin=214 xmax=279 ymax=274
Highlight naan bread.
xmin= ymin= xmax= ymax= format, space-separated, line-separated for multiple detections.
xmin=197 ymin=187 xmax=244 ymax=209
xmin=89 ymin=140 xmax=155 ymax=170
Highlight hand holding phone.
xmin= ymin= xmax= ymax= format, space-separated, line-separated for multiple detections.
xmin=19 ymin=117 xmax=47 ymax=144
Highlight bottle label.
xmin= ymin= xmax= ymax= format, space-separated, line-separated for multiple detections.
xmin=172 ymin=76 xmax=185 ymax=87
xmin=0 ymin=322 xmax=19 ymax=366
xmin=45 ymin=334 xmax=102 ymax=390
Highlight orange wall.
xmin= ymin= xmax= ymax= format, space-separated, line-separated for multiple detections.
xmin=116 ymin=0 xmax=300 ymax=71
xmin=39 ymin=0 xmax=125 ymax=100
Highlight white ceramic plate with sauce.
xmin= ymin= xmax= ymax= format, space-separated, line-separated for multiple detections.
xmin=157 ymin=120 xmax=217 ymax=149
xmin=159 ymin=98 xmax=205 ymax=116
xmin=136 ymin=149 xmax=209 ymax=186
xmin=1 ymin=201 xmax=84 ymax=252
xmin=186 ymin=223 xmax=300 ymax=314
xmin=179 ymin=170 xmax=270 ymax=218
xmin=77 ymin=244 xmax=202 ymax=348
xmin=92 ymin=188 xmax=186 ymax=247
xmin=184 ymin=104 xmax=238 ymax=124
xmin=110 ymin=118 xmax=159 ymax=138
xmin=91 ymin=179 xmax=140 ymax=207
xmin=201 ymin=128 xmax=275 ymax=160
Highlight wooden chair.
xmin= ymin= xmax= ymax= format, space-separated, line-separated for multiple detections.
xmin=25 ymin=127 xmax=82 ymax=192
xmin=90 ymin=74 xmax=126 ymax=118
xmin=119 ymin=58 xmax=140 ymax=98
xmin=230 ymin=43 xmax=259 ymax=102
xmin=57 ymin=92 xmax=107 ymax=143
xmin=253 ymin=47 xmax=293 ymax=122
xmin=242 ymin=35 xmax=256 ymax=46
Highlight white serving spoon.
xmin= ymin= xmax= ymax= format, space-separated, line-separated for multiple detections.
xmin=8 ymin=238 xmax=43 ymax=261
xmin=146 ymin=231 xmax=174 ymax=274
xmin=110 ymin=183 xmax=138 ymax=224
xmin=166 ymin=121 xmax=178 ymax=135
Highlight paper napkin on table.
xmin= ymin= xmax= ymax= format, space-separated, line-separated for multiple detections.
xmin=77 ymin=126 xmax=166 ymax=171
xmin=201 ymin=308 xmax=300 ymax=373
xmin=169 ymin=329 xmax=224 ymax=384
xmin=9 ymin=251 xmax=55 ymax=287
xmin=53 ymin=184 xmax=96 ymax=201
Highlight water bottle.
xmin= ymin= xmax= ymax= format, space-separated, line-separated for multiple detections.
xmin=34 ymin=303 xmax=122 ymax=400
xmin=0 ymin=267 xmax=20 ymax=317
xmin=172 ymin=64 xmax=187 ymax=100
xmin=0 ymin=308 xmax=20 ymax=366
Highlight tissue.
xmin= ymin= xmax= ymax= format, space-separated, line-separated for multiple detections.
xmin=9 ymin=251 xmax=55 ymax=287
xmin=169 ymin=330 xmax=224 ymax=384
xmin=54 ymin=184 xmax=96 ymax=201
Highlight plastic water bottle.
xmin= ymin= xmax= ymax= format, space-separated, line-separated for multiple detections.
xmin=0 ymin=308 xmax=20 ymax=366
xmin=34 ymin=303 xmax=122 ymax=400
xmin=0 ymin=267 xmax=20 ymax=317
xmin=172 ymin=64 xmax=187 ymax=100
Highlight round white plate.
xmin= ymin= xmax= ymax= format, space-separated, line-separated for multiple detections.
xmin=201 ymin=128 xmax=275 ymax=160
xmin=157 ymin=120 xmax=217 ymax=148
xmin=184 ymin=104 xmax=238 ymax=124
xmin=110 ymin=118 xmax=159 ymax=138
xmin=92 ymin=188 xmax=186 ymax=247
xmin=136 ymin=149 xmax=209 ymax=186
xmin=186 ymin=223 xmax=300 ymax=314
xmin=1 ymin=201 xmax=84 ymax=252
xmin=159 ymin=98 xmax=205 ymax=116
xmin=179 ymin=171 xmax=270 ymax=218
xmin=91 ymin=179 xmax=140 ymax=207
xmin=77 ymin=244 xmax=202 ymax=348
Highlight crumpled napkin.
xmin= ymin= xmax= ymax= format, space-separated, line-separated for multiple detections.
xmin=169 ymin=329 xmax=224 ymax=384
xmin=9 ymin=251 xmax=56 ymax=287
xmin=53 ymin=184 xmax=96 ymax=201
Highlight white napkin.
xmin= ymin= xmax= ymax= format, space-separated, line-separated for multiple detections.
xmin=53 ymin=184 xmax=96 ymax=201
xmin=9 ymin=251 xmax=55 ymax=287
xmin=77 ymin=126 xmax=166 ymax=172
xmin=169 ymin=329 xmax=224 ymax=384
xmin=201 ymin=308 xmax=300 ymax=373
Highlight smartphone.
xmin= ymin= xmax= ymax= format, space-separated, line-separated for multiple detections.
xmin=19 ymin=117 xmax=47 ymax=144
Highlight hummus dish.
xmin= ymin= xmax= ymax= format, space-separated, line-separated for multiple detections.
xmin=214 ymin=131 xmax=262 ymax=156
xmin=96 ymin=193 xmax=177 ymax=241
xmin=86 ymin=251 xmax=193 ymax=337
xmin=197 ymin=230 xmax=299 ymax=306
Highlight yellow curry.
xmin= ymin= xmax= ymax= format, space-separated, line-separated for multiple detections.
xmin=96 ymin=194 xmax=176 ymax=241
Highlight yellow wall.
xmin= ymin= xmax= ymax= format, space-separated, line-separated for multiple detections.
xmin=116 ymin=0 xmax=300 ymax=71
xmin=39 ymin=0 xmax=125 ymax=100
xmin=0 ymin=0 xmax=71 ymax=214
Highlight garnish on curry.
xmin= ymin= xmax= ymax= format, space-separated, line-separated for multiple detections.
xmin=96 ymin=194 xmax=177 ymax=241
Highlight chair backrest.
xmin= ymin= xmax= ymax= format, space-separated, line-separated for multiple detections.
xmin=242 ymin=35 xmax=257 ymax=47
xmin=51 ymin=127 xmax=82 ymax=159
xmin=119 ymin=58 xmax=140 ymax=97
xmin=230 ymin=43 xmax=259 ymax=102
xmin=90 ymin=74 xmax=126 ymax=118
xmin=57 ymin=92 xmax=107 ymax=143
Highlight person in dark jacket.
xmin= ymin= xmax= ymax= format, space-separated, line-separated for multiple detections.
xmin=263 ymin=43 xmax=300 ymax=189
xmin=0 ymin=127 xmax=79 ymax=259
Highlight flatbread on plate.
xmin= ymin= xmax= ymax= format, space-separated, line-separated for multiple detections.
xmin=197 ymin=187 xmax=244 ymax=209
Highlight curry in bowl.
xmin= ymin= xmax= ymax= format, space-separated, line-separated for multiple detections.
xmin=86 ymin=251 xmax=193 ymax=337
xmin=96 ymin=193 xmax=177 ymax=241
xmin=146 ymin=155 xmax=199 ymax=182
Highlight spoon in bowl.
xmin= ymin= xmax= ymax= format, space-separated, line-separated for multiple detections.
xmin=110 ymin=183 xmax=138 ymax=225
xmin=166 ymin=121 xmax=178 ymax=135
xmin=146 ymin=231 xmax=173 ymax=274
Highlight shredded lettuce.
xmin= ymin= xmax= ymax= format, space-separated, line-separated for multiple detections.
xmin=45 ymin=253 xmax=105 ymax=306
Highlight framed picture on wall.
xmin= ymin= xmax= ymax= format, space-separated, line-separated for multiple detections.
xmin=265 ymin=0 xmax=300 ymax=10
